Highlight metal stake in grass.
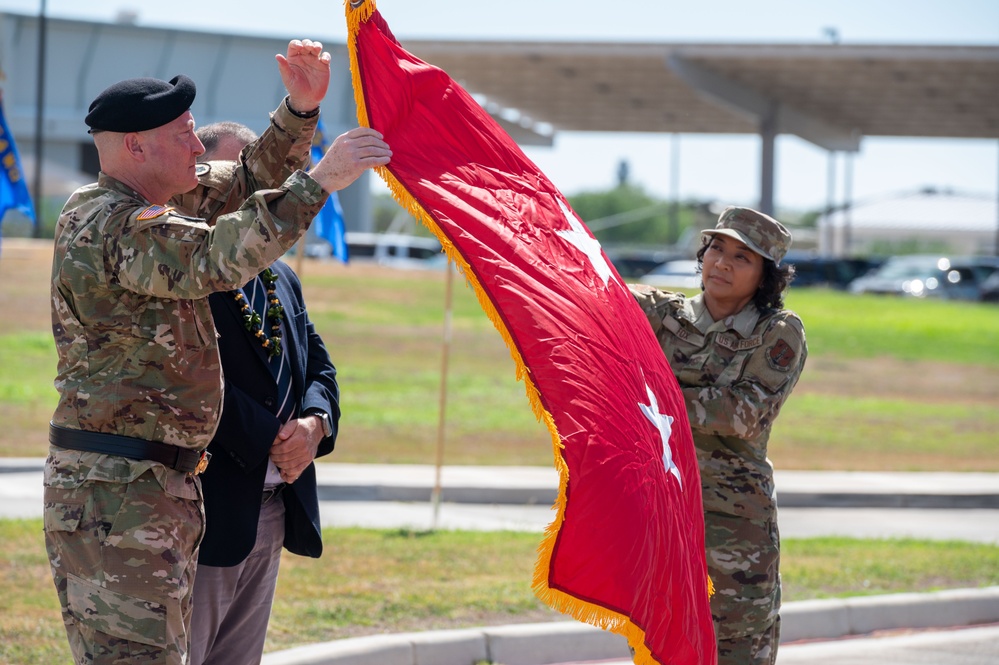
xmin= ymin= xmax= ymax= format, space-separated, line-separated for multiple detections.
xmin=431 ymin=261 xmax=455 ymax=529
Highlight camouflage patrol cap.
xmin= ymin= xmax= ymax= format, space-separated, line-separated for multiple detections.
xmin=85 ymin=75 xmax=196 ymax=133
xmin=701 ymin=206 xmax=791 ymax=265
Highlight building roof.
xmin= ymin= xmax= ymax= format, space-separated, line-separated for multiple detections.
xmin=820 ymin=190 xmax=998 ymax=232
xmin=402 ymin=40 xmax=999 ymax=150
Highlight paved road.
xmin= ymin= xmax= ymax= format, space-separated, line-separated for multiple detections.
xmin=550 ymin=625 xmax=999 ymax=665
xmin=313 ymin=499 xmax=999 ymax=545
xmin=776 ymin=624 xmax=999 ymax=664
xmin=6 ymin=461 xmax=999 ymax=543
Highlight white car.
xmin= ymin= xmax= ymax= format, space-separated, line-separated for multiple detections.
xmin=637 ymin=260 xmax=702 ymax=289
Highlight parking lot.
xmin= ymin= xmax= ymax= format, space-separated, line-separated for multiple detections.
xmin=613 ymin=249 xmax=999 ymax=302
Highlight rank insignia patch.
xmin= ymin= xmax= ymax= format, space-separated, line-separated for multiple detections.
xmin=766 ymin=339 xmax=795 ymax=371
xmin=195 ymin=163 xmax=210 ymax=177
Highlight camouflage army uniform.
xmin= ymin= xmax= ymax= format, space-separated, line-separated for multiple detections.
xmin=45 ymin=100 xmax=323 ymax=665
xmin=630 ymin=285 xmax=807 ymax=665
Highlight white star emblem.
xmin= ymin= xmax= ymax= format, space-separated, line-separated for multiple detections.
xmin=639 ymin=383 xmax=683 ymax=490
xmin=555 ymin=199 xmax=613 ymax=288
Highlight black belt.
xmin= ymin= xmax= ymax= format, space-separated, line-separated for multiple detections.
xmin=49 ymin=423 xmax=211 ymax=475
xmin=262 ymin=484 xmax=286 ymax=504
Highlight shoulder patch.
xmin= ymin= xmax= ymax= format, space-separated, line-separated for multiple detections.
xmin=195 ymin=163 xmax=211 ymax=177
xmin=136 ymin=205 xmax=175 ymax=221
xmin=766 ymin=339 xmax=796 ymax=371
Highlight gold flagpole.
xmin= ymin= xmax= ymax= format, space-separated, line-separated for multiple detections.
xmin=431 ymin=261 xmax=454 ymax=529
xmin=294 ymin=238 xmax=306 ymax=277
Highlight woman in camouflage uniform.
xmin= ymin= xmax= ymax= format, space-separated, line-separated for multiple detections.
xmin=630 ymin=206 xmax=807 ymax=665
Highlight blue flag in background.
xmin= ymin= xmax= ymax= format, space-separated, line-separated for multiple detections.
xmin=311 ymin=117 xmax=348 ymax=263
xmin=0 ymin=97 xmax=36 ymax=244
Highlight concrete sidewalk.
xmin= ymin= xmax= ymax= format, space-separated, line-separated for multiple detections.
xmin=312 ymin=463 xmax=999 ymax=509
xmin=6 ymin=458 xmax=999 ymax=509
xmin=7 ymin=458 xmax=999 ymax=542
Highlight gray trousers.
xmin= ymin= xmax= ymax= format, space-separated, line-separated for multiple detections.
xmin=189 ymin=494 xmax=286 ymax=665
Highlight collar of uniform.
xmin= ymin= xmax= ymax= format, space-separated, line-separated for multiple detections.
xmin=97 ymin=172 xmax=150 ymax=205
xmin=689 ymin=293 xmax=762 ymax=338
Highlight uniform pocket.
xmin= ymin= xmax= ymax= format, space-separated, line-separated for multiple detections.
xmin=42 ymin=487 xmax=84 ymax=533
xmin=66 ymin=572 xmax=167 ymax=648
xmin=130 ymin=296 xmax=212 ymax=354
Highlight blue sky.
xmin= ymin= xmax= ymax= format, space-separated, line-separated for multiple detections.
xmin=2 ymin=0 xmax=997 ymax=212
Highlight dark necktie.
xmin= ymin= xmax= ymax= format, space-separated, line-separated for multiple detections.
xmin=249 ymin=276 xmax=296 ymax=424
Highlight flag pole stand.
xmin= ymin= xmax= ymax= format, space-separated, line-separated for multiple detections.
xmin=430 ymin=261 xmax=454 ymax=530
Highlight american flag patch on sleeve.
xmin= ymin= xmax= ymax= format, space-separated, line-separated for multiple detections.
xmin=136 ymin=205 xmax=175 ymax=221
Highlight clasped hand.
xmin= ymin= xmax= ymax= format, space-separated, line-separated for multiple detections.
xmin=269 ymin=415 xmax=322 ymax=484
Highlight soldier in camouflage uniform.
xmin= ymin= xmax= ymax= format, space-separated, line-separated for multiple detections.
xmin=630 ymin=207 xmax=807 ymax=665
xmin=45 ymin=39 xmax=391 ymax=664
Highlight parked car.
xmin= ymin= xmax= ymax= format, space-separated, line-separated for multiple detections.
xmin=784 ymin=251 xmax=883 ymax=290
xmin=965 ymin=256 xmax=999 ymax=284
xmin=848 ymin=255 xmax=985 ymax=301
xmin=305 ymin=232 xmax=444 ymax=269
xmin=636 ymin=259 xmax=702 ymax=289
xmin=605 ymin=249 xmax=684 ymax=279
xmin=980 ymin=270 xmax=999 ymax=303
xmin=346 ymin=232 xmax=442 ymax=266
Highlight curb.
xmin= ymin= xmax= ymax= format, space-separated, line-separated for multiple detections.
xmin=261 ymin=622 xmax=629 ymax=665
xmin=261 ymin=586 xmax=999 ymax=665
xmin=316 ymin=484 xmax=557 ymax=506
xmin=0 ymin=458 xmax=45 ymax=473
xmin=6 ymin=461 xmax=999 ymax=509
xmin=311 ymin=466 xmax=999 ymax=509
xmin=777 ymin=493 xmax=999 ymax=509
xmin=315 ymin=485 xmax=999 ymax=509
xmin=781 ymin=586 xmax=999 ymax=642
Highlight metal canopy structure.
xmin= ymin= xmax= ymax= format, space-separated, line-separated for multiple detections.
xmin=402 ymin=39 xmax=999 ymax=213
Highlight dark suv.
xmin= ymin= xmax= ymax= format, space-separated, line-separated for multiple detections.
xmin=784 ymin=252 xmax=883 ymax=290
xmin=848 ymin=255 xmax=987 ymax=301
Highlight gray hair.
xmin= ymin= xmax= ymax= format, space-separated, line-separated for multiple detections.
xmin=196 ymin=121 xmax=258 ymax=161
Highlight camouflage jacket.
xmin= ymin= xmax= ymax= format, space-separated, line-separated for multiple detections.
xmin=630 ymin=285 xmax=807 ymax=520
xmin=50 ymin=100 xmax=326 ymax=460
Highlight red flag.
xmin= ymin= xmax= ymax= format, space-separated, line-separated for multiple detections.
xmin=346 ymin=3 xmax=716 ymax=663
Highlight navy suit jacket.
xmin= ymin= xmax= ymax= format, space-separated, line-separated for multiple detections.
xmin=198 ymin=259 xmax=339 ymax=567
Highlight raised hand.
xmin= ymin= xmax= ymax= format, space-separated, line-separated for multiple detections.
xmin=309 ymin=126 xmax=392 ymax=193
xmin=275 ymin=38 xmax=331 ymax=115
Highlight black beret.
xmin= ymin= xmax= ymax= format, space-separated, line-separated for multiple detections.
xmin=85 ymin=74 xmax=197 ymax=133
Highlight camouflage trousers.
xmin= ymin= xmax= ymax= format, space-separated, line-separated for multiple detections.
xmin=704 ymin=510 xmax=781 ymax=665
xmin=44 ymin=469 xmax=204 ymax=664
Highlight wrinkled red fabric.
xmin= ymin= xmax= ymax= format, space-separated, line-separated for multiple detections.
xmin=351 ymin=9 xmax=716 ymax=664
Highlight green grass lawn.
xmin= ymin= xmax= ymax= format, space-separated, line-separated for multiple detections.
xmin=786 ymin=288 xmax=999 ymax=365
xmin=3 ymin=253 xmax=998 ymax=469
xmin=3 ymin=519 xmax=997 ymax=663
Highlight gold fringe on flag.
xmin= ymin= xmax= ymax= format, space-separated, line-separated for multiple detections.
xmin=344 ymin=2 xmax=707 ymax=661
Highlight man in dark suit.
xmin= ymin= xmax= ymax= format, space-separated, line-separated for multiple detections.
xmin=188 ymin=123 xmax=339 ymax=665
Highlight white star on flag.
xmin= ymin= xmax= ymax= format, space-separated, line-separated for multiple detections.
xmin=639 ymin=383 xmax=683 ymax=490
xmin=556 ymin=198 xmax=614 ymax=288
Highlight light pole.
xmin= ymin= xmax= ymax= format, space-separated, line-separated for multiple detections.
xmin=31 ymin=0 xmax=47 ymax=238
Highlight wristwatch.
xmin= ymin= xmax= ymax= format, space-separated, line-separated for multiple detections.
xmin=308 ymin=410 xmax=333 ymax=439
